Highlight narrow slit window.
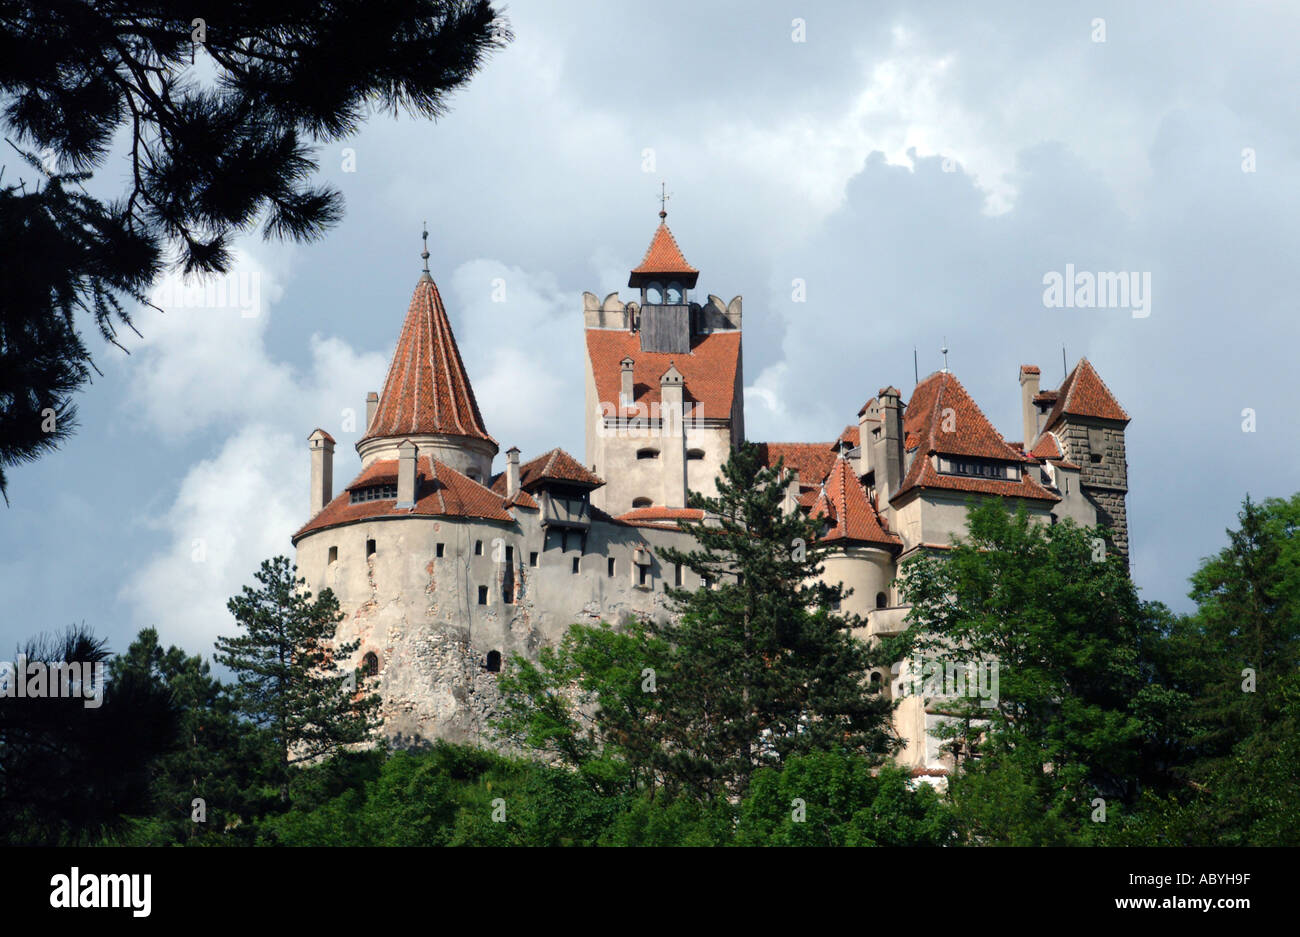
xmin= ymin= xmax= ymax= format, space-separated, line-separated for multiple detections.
xmin=477 ymin=585 xmax=488 ymax=605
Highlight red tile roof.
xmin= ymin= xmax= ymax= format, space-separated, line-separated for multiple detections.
xmin=1028 ymin=432 xmax=1062 ymax=461
xmin=1042 ymin=358 xmax=1129 ymax=431
xmin=893 ymin=371 xmax=1059 ymax=504
xmin=893 ymin=454 xmax=1060 ymax=504
xmin=835 ymin=425 xmax=860 ymax=450
xmin=586 ymin=330 xmax=741 ymax=421
xmin=518 ymin=448 xmax=604 ymax=489
xmin=755 ymin=442 xmax=837 ymax=487
xmin=488 ymin=473 xmax=539 ymax=509
xmin=904 ymin=371 xmax=1028 ymax=462
xmin=613 ymin=506 xmax=705 ymax=529
xmin=810 ymin=457 xmax=901 ymax=549
xmin=311 ymin=428 xmax=336 ymax=444
xmin=293 ymin=456 xmax=514 ymax=541
xmin=629 ymin=223 xmax=698 ymax=278
xmin=362 ymin=274 xmax=495 ymax=446
xmin=1020 ymin=364 xmax=1040 ymax=375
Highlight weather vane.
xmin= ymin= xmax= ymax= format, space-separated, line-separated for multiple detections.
xmin=659 ymin=181 xmax=671 ymax=220
xmin=421 ymin=221 xmax=429 ymax=273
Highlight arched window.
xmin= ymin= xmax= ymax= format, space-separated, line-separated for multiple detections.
xmin=362 ymin=652 xmax=379 ymax=677
xmin=636 ymin=448 xmax=660 ymax=460
xmin=870 ymin=671 xmax=882 ymax=688
xmin=665 ymin=282 xmax=683 ymax=303
xmin=485 ymin=650 xmax=501 ymax=673
xmin=632 ymin=497 xmax=653 ymax=508
xmin=875 ymin=591 xmax=888 ymax=609
xmin=645 ymin=282 xmax=664 ymax=304
xmin=686 ymin=448 xmax=705 ymax=461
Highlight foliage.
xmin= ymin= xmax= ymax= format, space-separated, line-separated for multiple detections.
xmin=215 ymin=556 xmax=381 ymax=802
xmin=0 ymin=0 xmax=510 ymax=495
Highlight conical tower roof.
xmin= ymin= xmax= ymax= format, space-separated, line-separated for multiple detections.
xmin=361 ymin=271 xmax=495 ymax=446
xmin=628 ymin=221 xmax=699 ymax=288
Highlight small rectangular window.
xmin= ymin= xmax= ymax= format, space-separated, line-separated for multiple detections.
xmin=506 ymin=545 xmax=514 ymax=564
xmin=328 ymin=546 xmax=338 ymax=564
xmin=366 ymin=538 xmax=376 ymax=557
xmin=477 ymin=585 xmax=488 ymax=605
xmin=436 ymin=543 xmax=444 ymax=558
xmin=639 ymin=566 xmax=650 ymax=587
xmin=572 ymin=556 xmax=580 ymax=574
xmin=674 ymin=564 xmax=682 ymax=587
xmin=529 ymin=551 xmax=538 ymax=567
xmin=475 ymin=540 xmax=483 ymax=556
xmin=608 ymin=557 xmax=616 ymax=577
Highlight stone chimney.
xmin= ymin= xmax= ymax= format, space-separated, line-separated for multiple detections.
xmin=659 ymin=362 xmax=687 ymax=508
xmin=308 ymin=429 xmax=335 ymax=517
xmin=365 ymin=392 xmax=379 ymax=433
xmin=619 ymin=356 xmax=635 ymax=409
xmin=1019 ymin=365 xmax=1041 ymax=446
xmin=783 ymin=468 xmax=801 ymax=514
xmin=397 ymin=439 xmax=417 ymax=508
xmin=505 ymin=446 xmax=521 ymax=498
xmin=857 ymin=399 xmax=876 ymax=479
xmin=877 ymin=387 xmax=903 ymax=502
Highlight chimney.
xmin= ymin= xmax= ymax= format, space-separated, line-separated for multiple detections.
xmin=659 ymin=362 xmax=687 ymax=508
xmin=619 ymin=356 xmax=635 ymax=409
xmin=877 ymin=387 xmax=903 ymax=502
xmin=365 ymin=392 xmax=379 ymax=432
xmin=857 ymin=398 xmax=876 ymax=479
xmin=308 ymin=429 xmax=335 ymax=517
xmin=783 ymin=468 xmax=801 ymax=514
xmin=1019 ymin=366 xmax=1041 ymax=446
xmin=396 ymin=439 xmax=417 ymax=508
xmin=506 ymin=446 xmax=521 ymax=498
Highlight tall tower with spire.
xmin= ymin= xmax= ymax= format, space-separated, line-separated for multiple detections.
xmin=356 ymin=232 xmax=498 ymax=484
xmin=582 ymin=207 xmax=745 ymax=516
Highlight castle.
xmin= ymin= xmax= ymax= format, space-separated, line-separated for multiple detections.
xmin=291 ymin=214 xmax=1131 ymax=778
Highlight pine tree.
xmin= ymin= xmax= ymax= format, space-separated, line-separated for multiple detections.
xmin=216 ymin=556 xmax=381 ymax=803
xmin=653 ymin=441 xmax=894 ymax=799
xmin=0 ymin=0 xmax=511 ymax=497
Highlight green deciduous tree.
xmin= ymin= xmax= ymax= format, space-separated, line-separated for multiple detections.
xmin=216 ymin=556 xmax=381 ymax=803
xmin=894 ymin=500 xmax=1156 ymax=843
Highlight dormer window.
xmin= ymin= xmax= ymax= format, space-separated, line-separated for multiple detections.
xmin=350 ymin=483 xmax=397 ymax=504
xmin=937 ymin=457 xmax=1019 ymax=481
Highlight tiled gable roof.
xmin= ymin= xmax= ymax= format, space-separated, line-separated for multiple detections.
xmin=293 ymin=456 xmax=513 ymax=541
xmin=904 ymin=371 xmax=1027 ymax=462
xmin=1042 ymin=358 xmax=1129 ymax=431
xmin=362 ymin=274 xmax=495 ymax=445
xmin=755 ymin=442 xmax=837 ymax=488
xmin=810 ymin=457 xmax=901 ymax=549
xmin=630 ymin=223 xmax=698 ymax=277
xmin=586 ymin=330 xmax=741 ymax=420
xmin=488 ymin=473 xmax=540 ymax=509
xmin=835 ymin=425 xmax=860 ymax=450
xmin=892 ymin=370 xmax=1059 ymax=504
xmin=1028 ymin=432 xmax=1063 ymax=461
xmin=517 ymin=448 xmax=604 ymax=489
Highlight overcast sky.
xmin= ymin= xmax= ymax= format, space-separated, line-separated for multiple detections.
xmin=3 ymin=0 xmax=1298 ymax=659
